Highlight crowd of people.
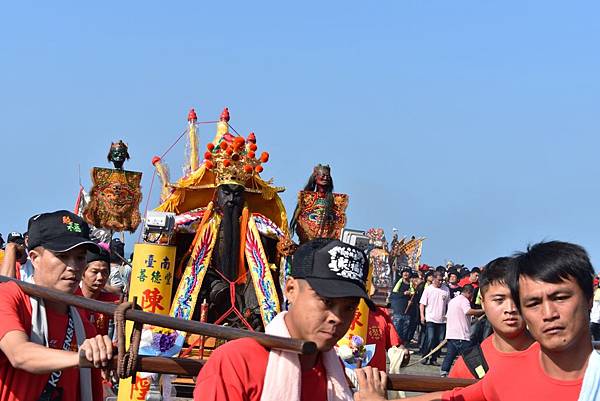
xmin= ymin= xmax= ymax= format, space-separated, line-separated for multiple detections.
xmin=357 ymin=241 xmax=600 ymax=401
xmin=389 ymin=263 xmax=490 ymax=375
xmin=1 ymin=211 xmax=600 ymax=401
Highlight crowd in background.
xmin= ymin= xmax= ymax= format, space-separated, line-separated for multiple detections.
xmin=388 ymin=260 xmax=600 ymax=377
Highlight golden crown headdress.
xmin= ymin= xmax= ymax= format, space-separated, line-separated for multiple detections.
xmin=202 ymin=128 xmax=270 ymax=188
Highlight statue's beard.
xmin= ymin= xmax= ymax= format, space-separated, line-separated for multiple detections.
xmin=218 ymin=201 xmax=242 ymax=282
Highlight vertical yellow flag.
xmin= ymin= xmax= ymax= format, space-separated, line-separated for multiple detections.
xmin=117 ymin=243 xmax=176 ymax=401
xmin=338 ymin=261 xmax=374 ymax=347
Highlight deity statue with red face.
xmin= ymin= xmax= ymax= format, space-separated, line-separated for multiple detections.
xmin=290 ymin=164 xmax=349 ymax=244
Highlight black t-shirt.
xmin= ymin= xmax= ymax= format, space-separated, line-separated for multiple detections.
xmin=448 ymin=284 xmax=462 ymax=299
xmin=390 ymin=279 xmax=412 ymax=315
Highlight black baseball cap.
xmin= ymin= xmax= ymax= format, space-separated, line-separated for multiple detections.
xmin=86 ymin=248 xmax=111 ymax=265
xmin=291 ymin=238 xmax=372 ymax=304
xmin=28 ymin=210 xmax=99 ymax=253
xmin=109 ymin=238 xmax=125 ymax=263
xmin=7 ymin=232 xmax=24 ymax=245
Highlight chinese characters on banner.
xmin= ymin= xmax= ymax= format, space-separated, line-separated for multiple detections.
xmin=337 ymin=261 xmax=374 ymax=348
xmin=117 ymin=243 xmax=176 ymax=401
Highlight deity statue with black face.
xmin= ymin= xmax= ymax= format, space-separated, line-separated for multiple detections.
xmin=139 ymin=108 xmax=288 ymax=358
xmin=107 ymin=140 xmax=130 ymax=170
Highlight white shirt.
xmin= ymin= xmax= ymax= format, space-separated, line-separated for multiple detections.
xmin=445 ymin=294 xmax=472 ymax=341
xmin=419 ymin=284 xmax=450 ymax=323
xmin=590 ymin=289 xmax=600 ymax=324
xmin=578 ymin=350 xmax=600 ymax=401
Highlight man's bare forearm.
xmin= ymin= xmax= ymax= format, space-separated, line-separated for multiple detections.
xmin=1 ymin=331 xmax=78 ymax=374
xmin=0 ymin=246 xmax=17 ymax=277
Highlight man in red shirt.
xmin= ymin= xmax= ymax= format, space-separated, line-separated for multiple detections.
xmin=449 ymin=257 xmax=534 ymax=379
xmin=366 ymin=305 xmax=403 ymax=371
xmin=193 ymin=238 xmax=373 ymax=401
xmin=355 ymin=241 xmax=596 ymax=401
xmin=76 ymin=248 xmax=121 ymax=336
xmin=458 ymin=268 xmax=480 ymax=289
xmin=0 ymin=210 xmax=113 ymax=401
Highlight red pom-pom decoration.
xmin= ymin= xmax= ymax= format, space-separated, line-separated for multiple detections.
xmin=232 ymin=153 xmax=240 ymax=162
xmin=188 ymin=108 xmax=197 ymax=122
xmin=151 ymin=156 xmax=161 ymax=165
xmin=219 ymin=141 xmax=228 ymax=150
xmin=220 ymin=107 xmax=230 ymax=122
xmin=204 ymin=151 xmax=212 ymax=160
xmin=207 ymin=143 xmax=215 ymax=151
xmin=226 ymin=148 xmax=233 ymax=156
xmin=249 ymin=143 xmax=258 ymax=151
xmin=205 ymin=160 xmax=214 ymax=169
xmin=232 ymin=143 xmax=243 ymax=152
xmin=259 ymin=152 xmax=269 ymax=163
xmin=244 ymin=165 xmax=253 ymax=173
xmin=248 ymin=151 xmax=256 ymax=159
xmin=234 ymin=136 xmax=246 ymax=146
xmin=223 ymin=159 xmax=231 ymax=167
xmin=247 ymin=132 xmax=256 ymax=143
xmin=255 ymin=165 xmax=263 ymax=173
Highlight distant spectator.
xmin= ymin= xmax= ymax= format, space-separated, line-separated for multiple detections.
xmin=419 ymin=271 xmax=450 ymax=365
xmin=458 ymin=267 xmax=480 ymax=288
xmin=406 ymin=272 xmax=423 ymax=345
xmin=104 ymin=238 xmax=131 ymax=295
xmin=424 ymin=270 xmax=434 ymax=287
xmin=440 ymin=284 xmax=484 ymax=376
xmin=0 ymin=232 xmax=30 ymax=281
xmin=447 ymin=270 xmax=461 ymax=299
xmin=590 ymin=277 xmax=600 ymax=341
xmin=390 ymin=268 xmax=414 ymax=341
xmin=459 ymin=267 xmax=481 ymax=309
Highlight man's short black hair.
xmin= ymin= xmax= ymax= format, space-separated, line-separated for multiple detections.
xmin=461 ymin=283 xmax=474 ymax=295
xmin=471 ymin=267 xmax=481 ymax=274
xmin=509 ymin=241 xmax=595 ymax=309
xmin=479 ymin=257 xmax=515 ymax=296
xmin=432 ymin=271 xmax=444 ymax=280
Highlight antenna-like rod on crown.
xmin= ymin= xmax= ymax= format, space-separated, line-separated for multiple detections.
xmin=187 ymin=108 xmax=199 ymax=172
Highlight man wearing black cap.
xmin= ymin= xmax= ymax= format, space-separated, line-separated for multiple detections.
xmin=0 ymin=210 xmax=113 ymax=401
xmin=0 ymin=232 xmax=28 ymax=280
xmin=193 ymin=238 xmax=373 ymax=401
xmin=75 ymin=248 xmax=121 ymax=336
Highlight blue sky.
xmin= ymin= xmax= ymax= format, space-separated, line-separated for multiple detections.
xmin=1 ymin=1 xmax=599 ymax=268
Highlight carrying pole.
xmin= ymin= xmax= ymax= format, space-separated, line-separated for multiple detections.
xmin=0 ymin=275 xmax=315 ymax=355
